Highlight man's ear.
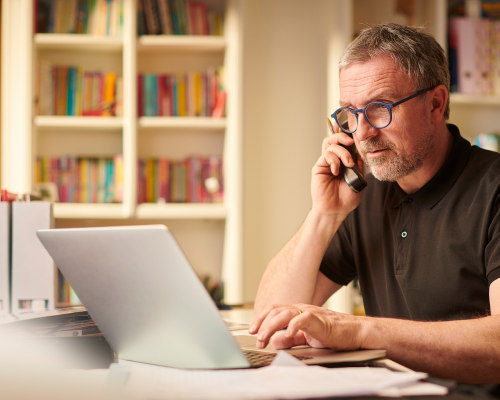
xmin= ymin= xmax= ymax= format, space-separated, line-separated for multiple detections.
xmin=430 ymin=85 xmax=448 ymax=123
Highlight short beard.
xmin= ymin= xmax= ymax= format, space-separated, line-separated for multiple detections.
xmin=358 ymin=129 xmax=434 ymax=182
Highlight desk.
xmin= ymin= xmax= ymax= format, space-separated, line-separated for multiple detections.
xmin=0 ymin=309 xmax=494 ymax=400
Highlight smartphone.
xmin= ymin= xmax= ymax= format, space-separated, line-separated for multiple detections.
xmin=328 ymin=120 xmax=367 ymax=193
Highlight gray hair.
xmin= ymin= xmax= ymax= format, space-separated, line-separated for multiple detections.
xmin=339 ymin=23 xmax=450 ymax=120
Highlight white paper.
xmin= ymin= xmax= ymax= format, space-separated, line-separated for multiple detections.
xmin=378 ymin=382 xmax=448 ymax=397
xmin=270 ymin=350 xmax=307 ymax=367
xmin=121 ymin=362 xmax=428 ymax=400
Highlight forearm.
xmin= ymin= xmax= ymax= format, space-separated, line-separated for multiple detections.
xmin=254 ymin=210 xmax=343 ymax=314
xmin=362 ymin=315 xmax=500 ymax=383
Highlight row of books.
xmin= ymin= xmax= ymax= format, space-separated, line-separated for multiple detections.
xmin=449 ymin=17 xmax=500 ymax=96
xmin=449 ymin=0 xmax=500 ymax=19
xmin=57 ymin=270 xmax=80 ymax=306
xmin=138 ymin=69 xmax=225 ymax=117
xmin=36 ymin=61 xmax=123 ymax=117
xmin=36 ymin=0 xmax=124 ymax=36
xmin=35 ymin=155 xmax=124 ymax=204
xmin=138 ymin=156 xmax=223 ymax=204
xmin=138 ymin=0 xmax=223 ymax=36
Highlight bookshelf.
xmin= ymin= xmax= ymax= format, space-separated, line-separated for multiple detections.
xmin=1 ymin=0 xmax=244 ymax=305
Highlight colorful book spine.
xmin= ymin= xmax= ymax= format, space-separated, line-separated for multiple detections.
xmin=137 ymin=155 xmax=223 ymax=204
xmin=35 ymin=155 xmax=123 ymax=204
xmin=36 ymin=0 xmax=123 ymax=36
xmin=449 ymin=17 xmax=499 ymax=95
xmin=37 ymin=62 xmax=123 ymax=117
xmin=137 ymin=0 xmax=223 ymax=36
xmin=137 ymin=69 xmax=223 ymax=117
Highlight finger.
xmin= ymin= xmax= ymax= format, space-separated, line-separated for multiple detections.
xmin=249 ymin=304 xmax=283 ymax=334
xmin=256 ymin=308 xmax=302 ymax=348
xmin=270 ymin=331 xmax=308 ymax=350
xmin=325 ymin=144 xmax=355 ymax=168
xmin=323 ymin=152 xmax=342 ymax=176
xmin=284 ymin=311 xmax=327 ymax=342
xmin=322 ymin=133 xmax=354 ymax=153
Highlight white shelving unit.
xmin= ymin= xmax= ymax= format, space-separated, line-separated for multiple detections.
xmin=137 ymin=35 xmax=226 ymax=52
xmin=139 ymin=116 xmax=226 ymax=129
xmin=1 ymin=0 xmax=244 ymax=305
xmin=34 ymin=34 xmax=124 ymax=52
xmin=34 ymin=116 xmax=125 ymax=129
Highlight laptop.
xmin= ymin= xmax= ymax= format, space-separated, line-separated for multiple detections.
xmin=36 ymin=225 xmax=385 ymax=369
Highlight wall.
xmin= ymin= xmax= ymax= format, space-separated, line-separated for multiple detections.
xmin=243 ymin=0 xmax=331 ymax=302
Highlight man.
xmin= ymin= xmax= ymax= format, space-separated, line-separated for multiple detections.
xmin=249 ymin=23 xmax=500 ymax=383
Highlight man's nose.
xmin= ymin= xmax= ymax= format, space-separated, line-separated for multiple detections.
xmin=354 ymin=114 xmax=379 ymax=142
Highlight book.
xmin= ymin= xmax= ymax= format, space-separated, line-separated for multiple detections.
xmin=137 ymin=155 xmax=223 ymax=204
xmin=137 ymin=69 xmax=223 ymax=117
xmin=35 ymin=0 xmax=123 ymax=36
xmin=449 ymin=17 xmax=494 ymax=95
xmin=37 ymin=62 xmax=122 ymax=117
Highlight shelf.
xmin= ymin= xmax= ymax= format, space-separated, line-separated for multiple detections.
xmin=53 ymin=203 xmax=127 ymax=219
xmin=450 ymin=93 xmax=500 ymax=106
xmin=34 ymin=34 xmax=123 ymax=52
xmin=137 ymin=35 xmax=226 ymax=52
xmin=34 ymin=116 xmax=124 ymax=130
xmin=136 ymin=203 xmax=226 ymax=219
xmin=138 ymin=117 xmax=226 ymax=129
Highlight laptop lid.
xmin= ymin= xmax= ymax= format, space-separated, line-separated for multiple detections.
xmin=37 ymin=225 xmax=250 ymax=369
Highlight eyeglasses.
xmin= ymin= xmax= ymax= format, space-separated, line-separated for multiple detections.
xmin=331 ymin=87 xmax=433 ymax=134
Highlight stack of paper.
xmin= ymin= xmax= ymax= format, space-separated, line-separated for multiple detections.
xmin=113 ymin=351 xmax=447 ymax=399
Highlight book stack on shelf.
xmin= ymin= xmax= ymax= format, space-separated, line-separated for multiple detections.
xmin=36 ymin=0 xmax=124 ymax=36
xmin=36 ymin=61 xmax=123 ymax=117
xmin=137 ymin=155 xmax=223 ymax=204
xmin=138 ymin=68 xmax=224 ymax=117
xmin=448 ymin=2 xmax=500 ymax=96
xmin=35 ymin=155 xmax=124 ymax=204
xmin=138 ymin=0 xmax=224 ymax=36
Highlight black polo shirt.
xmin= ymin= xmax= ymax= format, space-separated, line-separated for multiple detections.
xmin=319 ymin=124 xmax=500 ymax=321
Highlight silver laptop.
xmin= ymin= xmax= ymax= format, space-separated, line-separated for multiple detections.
xmin=36 ymin=225 xmax=385 ymax=369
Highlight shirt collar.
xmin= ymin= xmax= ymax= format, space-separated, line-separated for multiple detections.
xmin=390 ymin=124 xmax=471 ymax=209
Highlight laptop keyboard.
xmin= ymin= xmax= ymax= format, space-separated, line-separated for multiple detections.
xmin=242 ymin=350 xmax=313 ymax=368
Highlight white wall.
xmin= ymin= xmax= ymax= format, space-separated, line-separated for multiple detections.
xmin=243 ymin=0 xmax=332 ymax=302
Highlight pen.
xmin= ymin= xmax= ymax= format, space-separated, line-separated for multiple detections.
xmin=327 ymin=118 xmax=336 ymax=136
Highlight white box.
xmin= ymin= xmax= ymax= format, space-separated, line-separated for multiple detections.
xmin=0 ymin=202 xmax=9 ymax=316
xmin=11 ymin=202 xmax=54 ymax=315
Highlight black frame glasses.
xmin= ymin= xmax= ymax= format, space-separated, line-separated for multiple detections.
xmin=331 ymin=87 xmax=434 ymax=134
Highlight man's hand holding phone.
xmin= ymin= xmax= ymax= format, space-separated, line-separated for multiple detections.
xmin=311 ymin=120 xmax=365 ymax=217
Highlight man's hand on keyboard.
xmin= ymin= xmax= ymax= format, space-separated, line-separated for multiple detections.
xmin=248 ymin=304 xmax=368 ymax=351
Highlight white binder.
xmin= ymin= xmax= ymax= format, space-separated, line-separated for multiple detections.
xmin=0 ymin=202 xmax=9 ymax=317
xmin=11 ymin=202 xmax=54 ymax=315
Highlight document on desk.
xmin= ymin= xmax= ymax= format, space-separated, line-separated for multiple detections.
xmin=117 ymin=351 xmax=440 ymax=400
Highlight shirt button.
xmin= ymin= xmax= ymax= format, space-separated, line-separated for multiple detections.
xmin=401 ymin=231 xmax=408 ymax=238
xmin=405 ymin=198 xmax=413 ymax=203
